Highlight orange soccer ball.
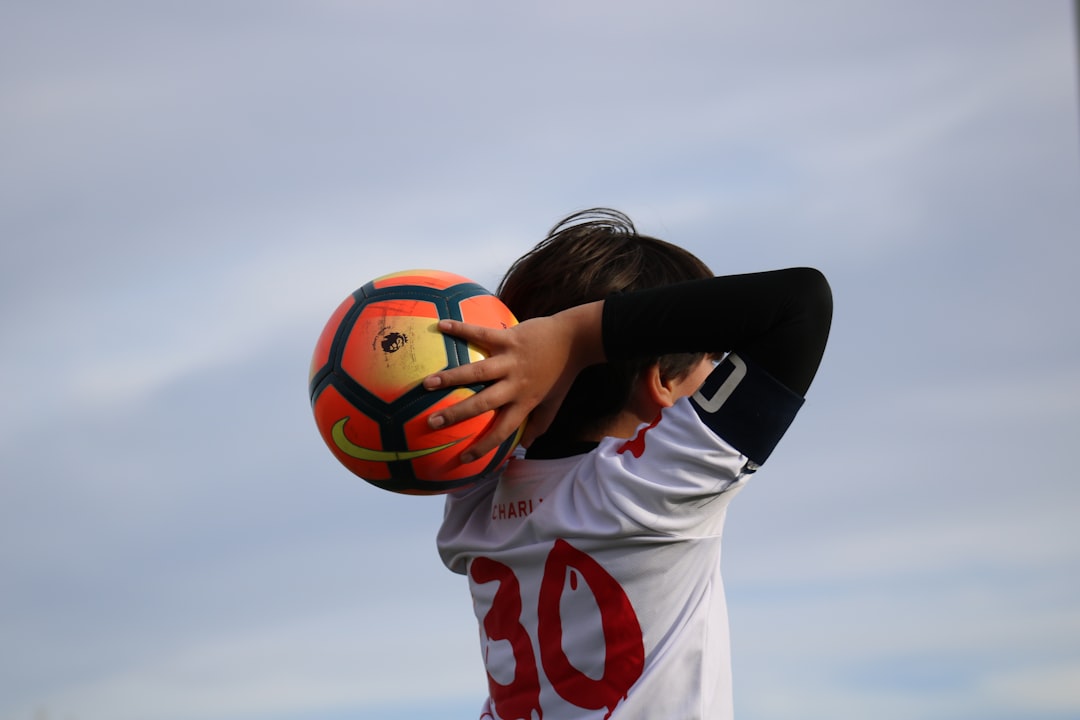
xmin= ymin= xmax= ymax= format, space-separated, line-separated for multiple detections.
xmin=309 ymin=269 xmax=522 ymax=495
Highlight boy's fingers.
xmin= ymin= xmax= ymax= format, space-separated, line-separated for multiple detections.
xmin=424 ymin=355 xmax=504 ymax=390
xmin=428 ymin=382 xmax=507 ymax=429
xmin=521 ymin=402 xmax=557 ymax=448
xmin=462 ymin=410 xmax=527 ymax=463
xmin=437 ymin=319 xmax=503 ymax=349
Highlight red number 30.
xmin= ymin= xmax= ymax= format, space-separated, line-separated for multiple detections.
xmin=471 ymin=539 xmax=645 ymax=720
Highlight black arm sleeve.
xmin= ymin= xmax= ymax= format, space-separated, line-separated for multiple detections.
xmin=601 ymin=268 xmax=833 ymax=397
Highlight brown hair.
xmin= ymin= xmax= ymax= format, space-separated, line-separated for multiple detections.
xmin=498 ymin=208 xmax=713 ymax=441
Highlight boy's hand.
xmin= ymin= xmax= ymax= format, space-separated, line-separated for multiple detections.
xmin=423 ymin=302 xmax=604 ymax=462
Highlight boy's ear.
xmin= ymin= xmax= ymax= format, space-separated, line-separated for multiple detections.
xmin=643 ymin=363 xmax=679 ymax=409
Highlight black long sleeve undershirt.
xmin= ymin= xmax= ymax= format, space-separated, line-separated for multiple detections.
xmin=601 ymin=268 xmax=833 ymax=397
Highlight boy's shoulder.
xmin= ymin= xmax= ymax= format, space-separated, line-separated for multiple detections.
xmin=450 ymin=401 xmax=750 ymax=539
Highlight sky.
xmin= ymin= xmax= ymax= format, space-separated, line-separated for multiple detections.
xmin=1 ymin=1 xmax=1078 ymax=719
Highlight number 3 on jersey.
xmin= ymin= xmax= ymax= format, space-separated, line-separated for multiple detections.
xmin=470 ymin=539 xmax=645 ymax=719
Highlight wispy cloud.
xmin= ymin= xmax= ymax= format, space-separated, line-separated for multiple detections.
xmin=1 ymin=2 xmax=1077 ymax=720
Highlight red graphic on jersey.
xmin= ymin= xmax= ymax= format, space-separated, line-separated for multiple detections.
xmin=470 ymin=557 xmax=543 ymax=720
xmin=471 ymin=542 xmax=645 ymax=720
xmin=617 ymin=414 xmax=661 ymax=458
xmin=538 ymin=539 xmax=645 ymax=719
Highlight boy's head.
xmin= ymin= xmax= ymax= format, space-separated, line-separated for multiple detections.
xmin=498 ymin=208 xmax=713 ymax=442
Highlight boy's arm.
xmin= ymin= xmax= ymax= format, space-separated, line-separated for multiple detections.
xmin=603 ymin=267 xmax=832 ymax=397
xmin=425 ymin=268 xmax=832 ymax=462
xmin=603 ymin=268 xmax=832 ymax=465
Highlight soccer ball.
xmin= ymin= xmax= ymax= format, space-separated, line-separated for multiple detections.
xmin=308 ymin=269 xmax=522 ymax=495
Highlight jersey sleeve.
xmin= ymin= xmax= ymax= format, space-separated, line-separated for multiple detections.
xmin=689 ymin=352 xmax=803 ymax=466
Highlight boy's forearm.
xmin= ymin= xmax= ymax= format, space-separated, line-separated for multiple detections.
xmin=552 ymin=300 xmax=607 ymax=374
xmin=600 ymin=268 xmax=833 ymax=396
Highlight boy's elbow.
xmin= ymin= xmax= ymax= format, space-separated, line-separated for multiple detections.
xmin=792 ymin=267 xmax=834 ymax=326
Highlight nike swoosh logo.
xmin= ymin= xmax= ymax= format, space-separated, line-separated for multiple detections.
xmin=331 ymin=417 xmax=462 ymax=461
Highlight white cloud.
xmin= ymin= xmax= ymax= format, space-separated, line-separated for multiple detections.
xmin=984 ymin=662 xmax=1080 ymax=714
xmin=34 ymin=603 xmax=485 ymax=720
xmin=1 ymin=2 xmax=1078 ymax=720
xmin=893 ymin=366 xmax=1080 ymax=424
xmin=731 ymin=581 xmax=1080 ymax=720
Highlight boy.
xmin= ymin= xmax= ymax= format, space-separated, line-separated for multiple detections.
xmin=425 ymin=209 xmax=832 ymax=719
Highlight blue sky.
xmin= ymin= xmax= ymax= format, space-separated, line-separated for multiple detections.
xmin=2 ymin=2 xmax=1078 ymax=719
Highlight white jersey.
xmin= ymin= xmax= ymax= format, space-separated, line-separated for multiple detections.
xmin=438 ymin=354 xmax=802 ymax=720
